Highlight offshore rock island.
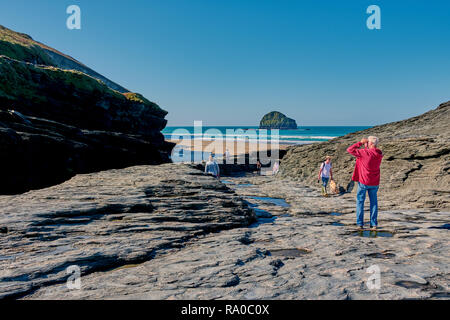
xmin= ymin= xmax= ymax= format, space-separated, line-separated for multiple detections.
xmin=259 ymin=111 xmax=298 ymax=129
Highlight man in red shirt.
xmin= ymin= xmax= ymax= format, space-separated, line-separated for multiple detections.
xmin=347 ymin=136 xmax=383 ymax=230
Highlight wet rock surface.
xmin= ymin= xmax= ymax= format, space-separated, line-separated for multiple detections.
xmin=19 ymin=172 xmax=449 ymax=300
xmin=0 ymin=164 xmax=255 ymax=299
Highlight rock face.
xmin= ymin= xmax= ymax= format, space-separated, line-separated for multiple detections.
xmin=0 ymin=164 xmax=255 ymax=299
xmin=259 ymin=111 xmax=297 ymax=129
xmin=0 ymin=26 xmax=174 ymax=194
xmin=280 ymin=101 xmax=450 ymax=210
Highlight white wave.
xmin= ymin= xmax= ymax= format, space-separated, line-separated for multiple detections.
xmin=164 ymin=133 xmax=336 ymax=140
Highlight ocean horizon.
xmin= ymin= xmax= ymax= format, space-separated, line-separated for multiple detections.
xmin=163 ymin=126 xmax=371 ymax=145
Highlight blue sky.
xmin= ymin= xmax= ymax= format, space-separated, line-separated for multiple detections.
xmin=1 ymin=0 xmax=450 ymax=126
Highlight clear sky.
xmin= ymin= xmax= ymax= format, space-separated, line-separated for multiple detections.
xmin=1 ymin=0 xmax=450 ymax=126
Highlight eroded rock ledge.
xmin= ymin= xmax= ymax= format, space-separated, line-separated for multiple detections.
xmin=280 ymin=101 xmax=450 ymax=210
xmin=0 ymin=164 xmax=255 ymax=299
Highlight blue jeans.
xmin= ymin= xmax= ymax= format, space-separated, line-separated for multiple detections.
xmin=321 ymin=177 xmax=329 ymax=188
xmin=356 ymin=182 xmax=379 ymax=227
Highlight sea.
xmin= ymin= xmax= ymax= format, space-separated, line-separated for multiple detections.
xmin=163 ymin=126 xmax=370 ymax=145
xmin=163 ymin=126 xmax=370 ymax=162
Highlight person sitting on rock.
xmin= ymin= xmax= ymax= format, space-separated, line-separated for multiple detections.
xmin=347 ymin=136 xmax=383 ymax=230
xmin=205 ymin=155 xmax=220 ymax=179
xmin=317 ymin=156 xmax=333 ymax=196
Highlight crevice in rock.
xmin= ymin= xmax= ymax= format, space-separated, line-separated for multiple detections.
xmin=402 ymin=163 xmax=423 ymax=182
xmin=402 ymin=148 xmax=450 ymax=161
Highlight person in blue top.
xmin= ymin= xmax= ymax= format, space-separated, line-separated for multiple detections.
xmin=317 ymin=156 xmax=333 ymax=196
xmin=205 ymin=155 xmax=220 ymax=179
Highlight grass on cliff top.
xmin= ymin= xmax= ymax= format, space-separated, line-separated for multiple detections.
xmin=0 ymin=25 xmax=36 ymax=47
xmin=0 ymin=25 xmax=166 ymax=116
xmin=0 ymin=55 xmax=167 ymax=116
xmin=0 ymin=25 xmax=54 ymax=66
xmin=0 ymin=24 xmax=86 ymax=67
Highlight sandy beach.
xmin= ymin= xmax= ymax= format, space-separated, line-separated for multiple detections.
xmin=167 ymin=139 xmax=294 ymax=156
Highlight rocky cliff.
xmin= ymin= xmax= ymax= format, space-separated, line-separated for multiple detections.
xmin=0 ymin=26 xmax=174 ymax=194
xmin=280 ymin=101 xmax=450 ymax=210
xmin=259 ymin=111 xmax=297 ymax=129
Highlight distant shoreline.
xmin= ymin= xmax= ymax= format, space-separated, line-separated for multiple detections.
xmin=167 ymin=139 xmax=297 ymax=157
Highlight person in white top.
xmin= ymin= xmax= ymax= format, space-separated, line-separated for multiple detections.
xmin=224 ymin=149 xmax=231 ymax=162
xmin=205 ymin=155 xmax=220 ymax=179
xmin=317 ymin=156 xmax=333 ymax=196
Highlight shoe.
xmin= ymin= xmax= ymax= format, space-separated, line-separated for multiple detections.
xmin=357 ymin=225 xmax=364 ymax=231
xmin=369 ymin=225 xmax=377 ymax=230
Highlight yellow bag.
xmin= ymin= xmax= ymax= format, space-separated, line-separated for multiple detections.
xmin=329 ymin=179 xmax=338 ymax=194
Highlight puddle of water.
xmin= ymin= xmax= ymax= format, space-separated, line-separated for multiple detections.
xmin=269 ymin=248 xmax=311 ymax=258
xmin=352 ymin=230 xmax=394 ymax=238
xmin=249 ymin=216 xmax=277 ymax=228
xmin=429 ymin=223 xmax=450 ymax=230
xmin=221 ymin=180 xmax=233 ymax=185
xmin=254 ymin=208 xmax=273 ymax=219
xmin=331 ymin=222 xmax=345 ymax=226
xmin=245 ymin=195 xmax=290 ymax=228
xmin=330 ymin=212 xmax=343 ymax=216
xmin=248 ymin=197 xmax=290 ymax=208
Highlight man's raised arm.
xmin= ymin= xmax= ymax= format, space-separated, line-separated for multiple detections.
xmin=347 ymin=138 xmax=368 ymax=158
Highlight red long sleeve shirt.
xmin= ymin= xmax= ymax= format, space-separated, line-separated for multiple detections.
xmin=347 ymin=142 xmax=383 ymax=186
